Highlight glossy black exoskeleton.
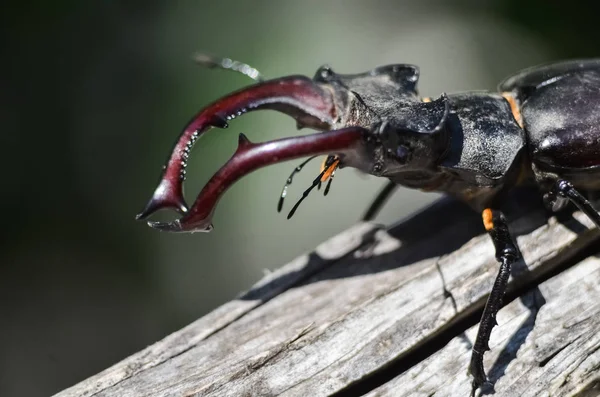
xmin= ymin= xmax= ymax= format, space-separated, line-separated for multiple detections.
xmin=137 ymin=57 xmax=600 ymax=393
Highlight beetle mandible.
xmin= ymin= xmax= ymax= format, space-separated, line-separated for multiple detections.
xmin=137 ymin=56 xmax=600 ymax=393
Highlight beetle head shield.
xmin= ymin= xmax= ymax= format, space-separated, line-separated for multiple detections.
xmin=373 ymin=94 xmax=450 ymax=177
xmin=308 ymin=65 xmax=449 ymax=178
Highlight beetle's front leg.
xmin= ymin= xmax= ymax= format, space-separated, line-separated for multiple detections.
xmin=362 ymin=180 xmax=398 ymax=221
xmin=470 ymin=209 xmax=519 ymax=395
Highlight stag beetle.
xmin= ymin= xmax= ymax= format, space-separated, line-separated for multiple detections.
xmin=137 ymin=56 xmax=600 ymax=393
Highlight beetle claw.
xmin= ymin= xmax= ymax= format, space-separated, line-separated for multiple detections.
xmin=145 ymin=128 xmax=366 ymax=233
xmin=237 ymin=132 xmax=252 ymax=147
xmin=136 ymin=179 xmax=189 ymax=220
xmin=138 ymin=75 xmax=336 ymax=222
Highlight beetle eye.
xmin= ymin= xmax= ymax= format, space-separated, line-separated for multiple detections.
xmin=372 ymin=163 xmax=383 ymax=175
xmin=315 ymin=65 xmax=334 ymax=81
xmin=395 ymin=145 xmax=410 ymax=162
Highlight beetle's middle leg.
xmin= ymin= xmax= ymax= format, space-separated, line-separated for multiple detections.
xmin=362 ymin=180 xmax=398 ymax=221
xmin=544 ymin=179 xmax=600 ymax=228
xmin=470 ymin=209 xmax=519 ymax=395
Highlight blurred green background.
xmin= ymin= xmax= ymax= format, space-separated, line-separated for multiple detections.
xmin=2 ymin=1 xmax=600 ymax=396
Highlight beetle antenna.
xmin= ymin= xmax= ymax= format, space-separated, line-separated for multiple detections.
xmin=320 ymin=156 xmax=339 ymax=196
xmin=318 ymin=157 xmax=333 ymax=190
xmin=192 ymin=52 xmax=265 ymax=82
xmin=287 ymin=168 xmax=329 ymax=219
xmin=278 ymin=155 xmax=319 ymax=212
xmin=323 ymin=169 xmax=336 ymax=196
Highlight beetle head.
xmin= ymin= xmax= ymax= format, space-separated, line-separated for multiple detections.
xmin=312 ymin=64 xmax=421 ymax=129
xmin=137 ymin=63 xmax=448 ymax=232
xmin=309 ymin=65 xmax=449 ymax=178
xmin=369 ymin=94 xmax=450 ymax=178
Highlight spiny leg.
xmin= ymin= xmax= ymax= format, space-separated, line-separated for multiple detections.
xmin=470 ymin=209 xmax=519 ymax=395
xmin=362 ymin=180 xmax=398 ymax=221
xmin=544 ymin=179 xmax=600 ymax=228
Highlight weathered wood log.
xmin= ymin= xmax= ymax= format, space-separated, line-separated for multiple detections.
xmin=56 ymin=191 xmax=600 ymax=397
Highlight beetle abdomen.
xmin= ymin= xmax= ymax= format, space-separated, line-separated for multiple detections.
xmin=499 ymin=58 xmax=600 ymax=100
xmin=522 ymin=70 xmax=600 ymax=170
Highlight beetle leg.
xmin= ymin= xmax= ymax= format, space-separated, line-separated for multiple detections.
xmin=544 ymin=180 xmax=600 ymax=228
xmin=362 ymin=180 xmax=398 ymax=221
xmin=470 ymin=209 xmax=519 ymax=394
xmin=144 ymin=127 xmax=368 ymax=233
xmin=136 ymin=75 xmax=337 ymax=221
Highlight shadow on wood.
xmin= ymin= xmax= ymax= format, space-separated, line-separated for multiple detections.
xmin=56 ymin=188 xmax=600 ymax=397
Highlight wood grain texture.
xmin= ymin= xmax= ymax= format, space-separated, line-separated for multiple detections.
xmin=55 ymin=195 xmax=600 ymax=397
xmin=366 ymin=255 xmax=600 ymax=397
